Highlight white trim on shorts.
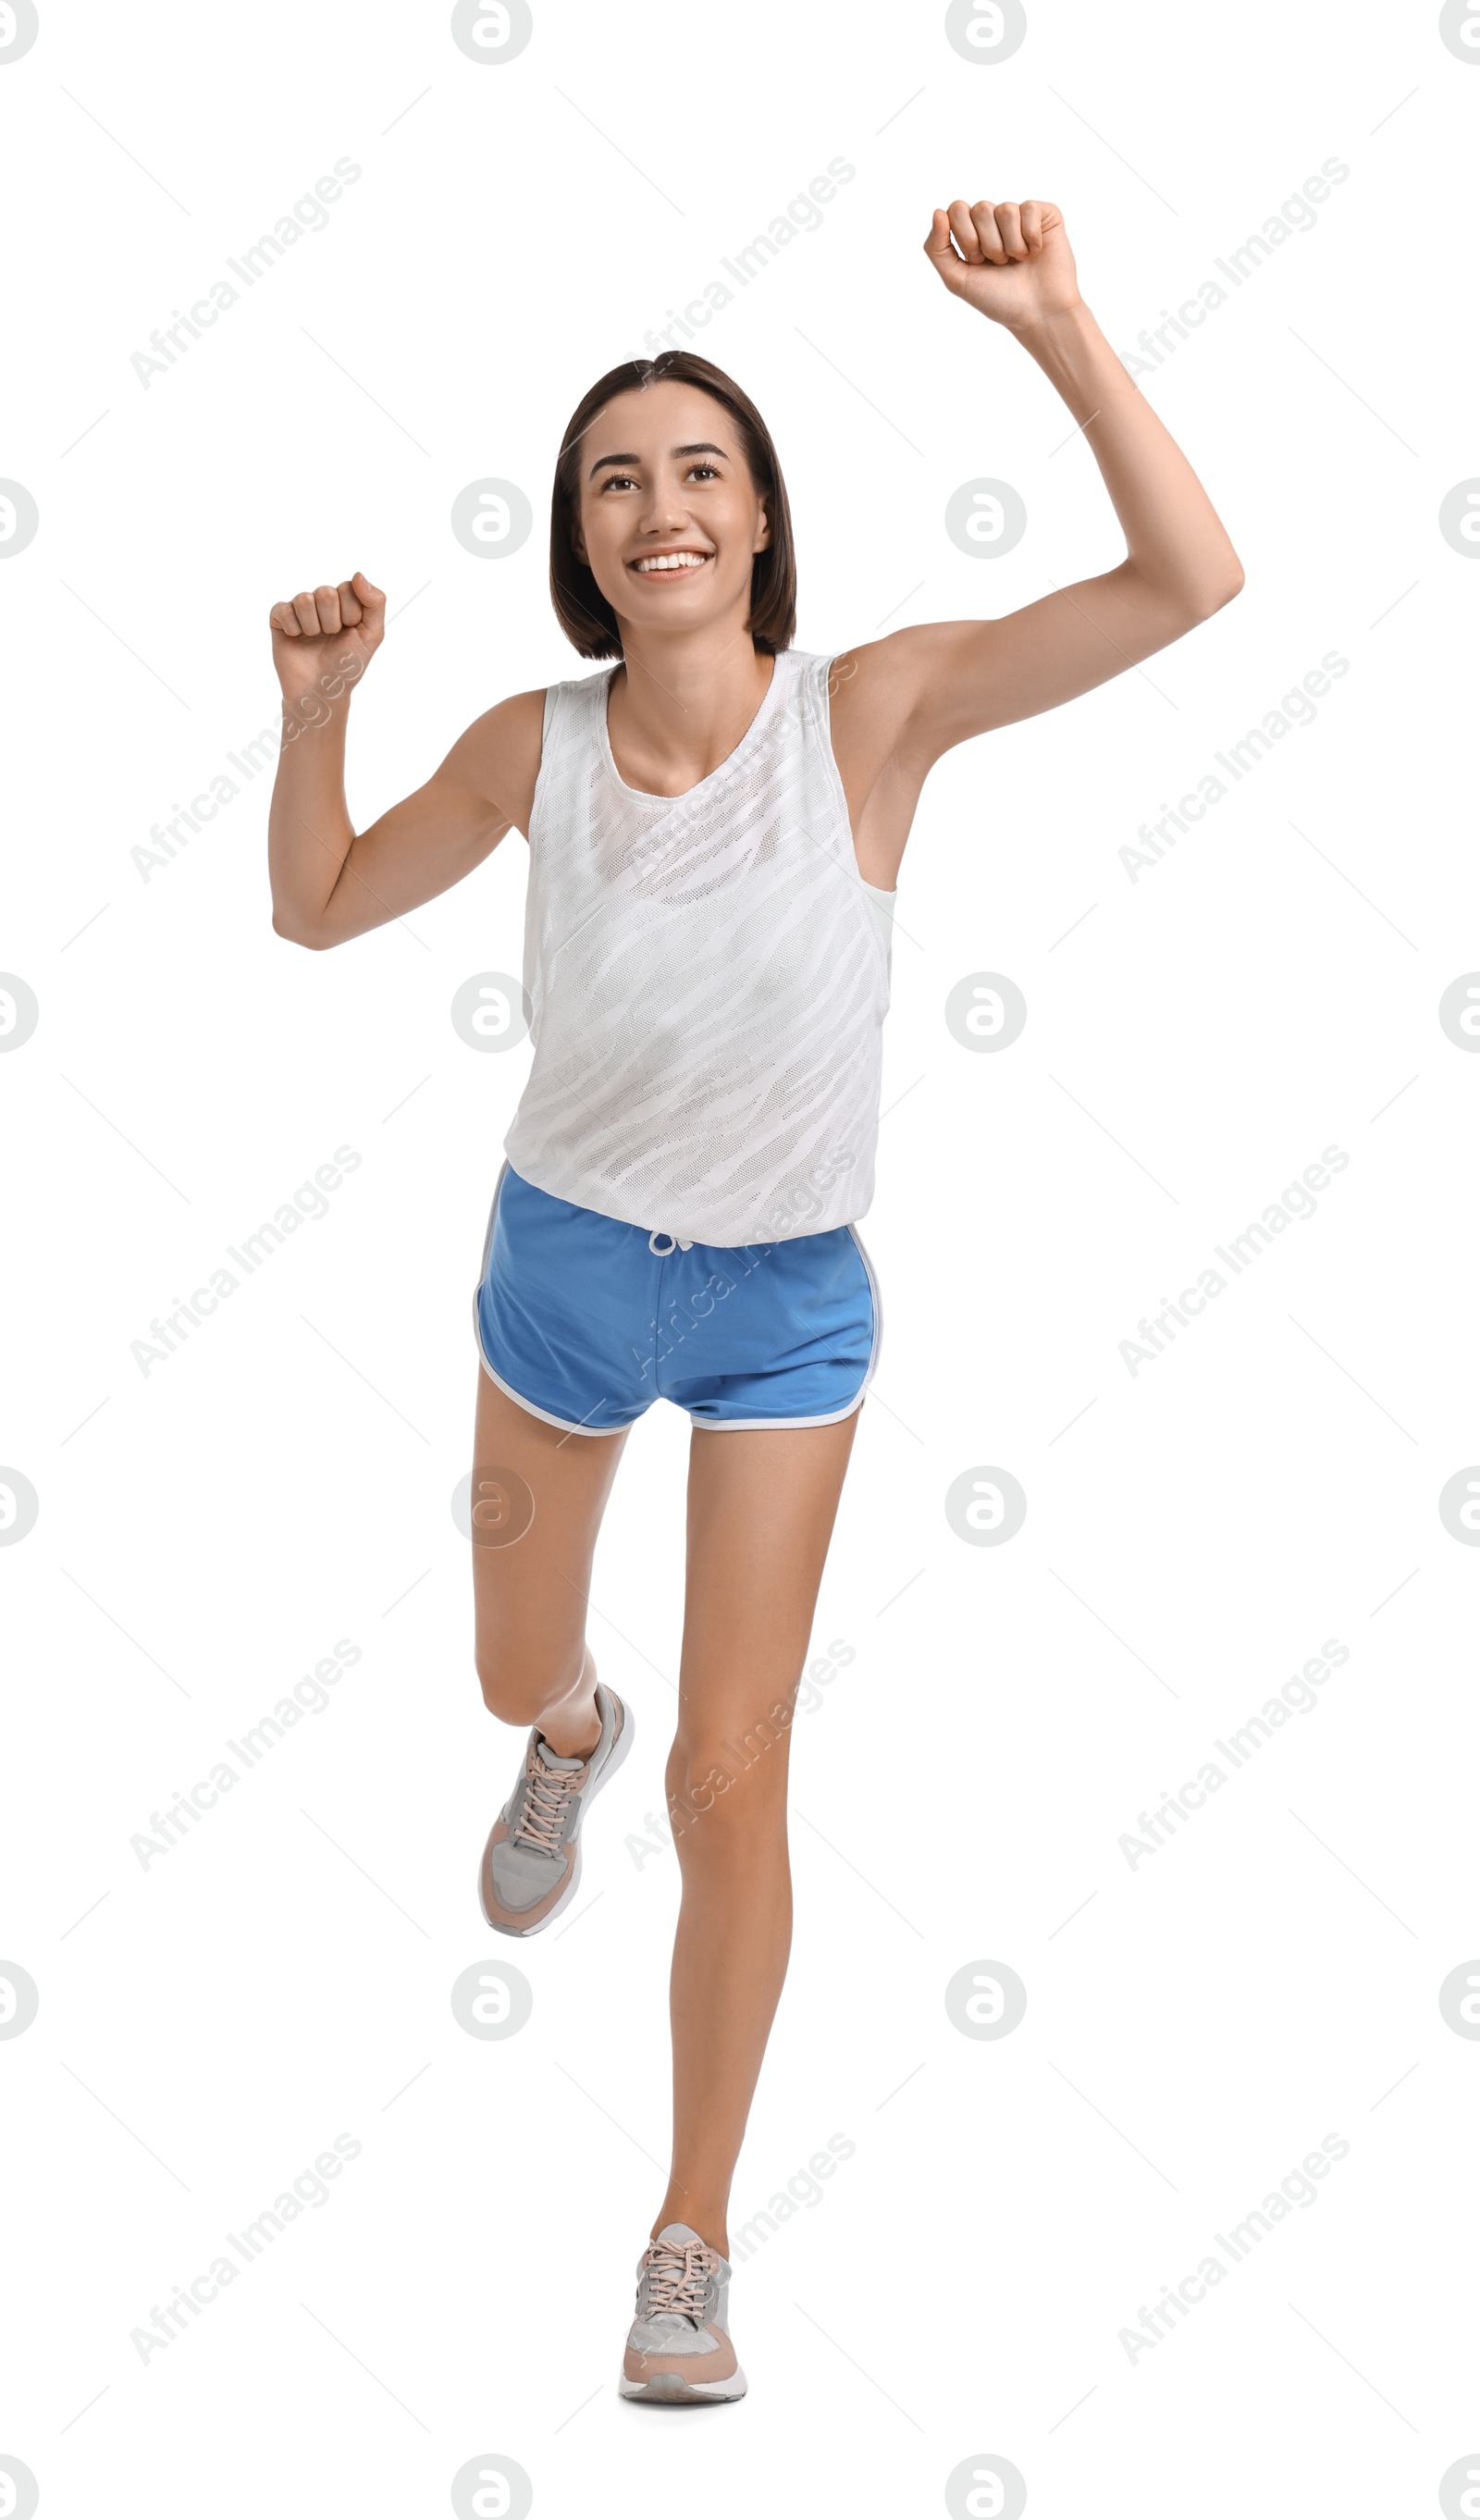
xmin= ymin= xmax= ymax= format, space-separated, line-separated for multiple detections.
xmin=681 ymin=1222 xmax=883 ymax=1433
xmin=475 ymin=1337 xmax=629 ymax=1437
xmin=471 ymin=1157 xmax=630 ymax=1437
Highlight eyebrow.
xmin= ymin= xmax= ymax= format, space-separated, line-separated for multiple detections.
xmin=586 ymin=440 xmax=730 ymax=479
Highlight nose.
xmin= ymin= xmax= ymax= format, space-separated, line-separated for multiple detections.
xmin=635 ymin=479 xmax=691 ymax=537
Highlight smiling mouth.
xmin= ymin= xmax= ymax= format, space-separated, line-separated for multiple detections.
xmin=629 ymin=551 xmax=711 ymax=575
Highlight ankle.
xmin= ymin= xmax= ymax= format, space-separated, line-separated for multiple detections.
xmin=543 ymin=1718 xmax=600 ymax=1760
xmin=538 ymin=1655 xmax=601 ymax=1760
xmin=651 ymin=2204 xmax=729 ymax=2257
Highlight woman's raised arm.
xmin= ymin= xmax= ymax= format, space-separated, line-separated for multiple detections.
xmin=265 ymin=568 xmax=544 ymax=950
xmin=838 ymin=198 xmax=1243 ymax=773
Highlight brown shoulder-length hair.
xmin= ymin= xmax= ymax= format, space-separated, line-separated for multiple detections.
xmin=549 ymin=351 xmax=796 ymax=660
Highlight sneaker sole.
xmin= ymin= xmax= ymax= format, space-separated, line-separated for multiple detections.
xmin=478 ymin=1691 xmax=636 ymax=1937
xmin=619 ymin=2366 xmax=748 ymax=2404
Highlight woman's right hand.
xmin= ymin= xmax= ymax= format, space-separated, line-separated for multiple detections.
xmin=268 ymin=570 xmax=387 ymax=708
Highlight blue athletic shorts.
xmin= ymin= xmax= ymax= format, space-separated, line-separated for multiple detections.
xmin=473 ymin=1161 xmax=882 ymax=1435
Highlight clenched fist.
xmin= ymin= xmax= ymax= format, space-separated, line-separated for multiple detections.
xmin=923 ymin=199 xmax=1081 ymax=329
xmin=268 ymin=570 xmax=387 ymax=708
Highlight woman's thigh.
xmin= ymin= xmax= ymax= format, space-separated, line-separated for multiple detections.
xmin=470 ymin=1364 xmax=630 ymax=1694
xmin=673 ymin=1412 xmax=861 ymax=1772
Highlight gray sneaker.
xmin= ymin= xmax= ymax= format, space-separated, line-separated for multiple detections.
xmin=478 ymin=1681 xmax=634 ymax=1936
xmin=620 ymin=2222 xmax=747 ymax=2403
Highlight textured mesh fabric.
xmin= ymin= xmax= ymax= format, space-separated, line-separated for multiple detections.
xmin=502 ymin=649 xmax=894 ymax=1247
xmin=487 ymin=1834 xmax=563 ymax=1909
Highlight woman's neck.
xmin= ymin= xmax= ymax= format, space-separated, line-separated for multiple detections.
xmin=605 ymin=623 xmax=775 ymax=795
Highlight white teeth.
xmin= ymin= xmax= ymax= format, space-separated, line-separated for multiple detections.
xmin=635 ymin=552 xmax=708 ymax=573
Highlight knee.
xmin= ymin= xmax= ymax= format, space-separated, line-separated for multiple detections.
xmin=666 ymin=1729 xmax=790 ymax=1851
xmin=475 ymin=1636 xmax=584 ymax=1730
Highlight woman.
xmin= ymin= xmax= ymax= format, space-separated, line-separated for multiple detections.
xmin=266 ymin=195 xmax=1241 ymax=2404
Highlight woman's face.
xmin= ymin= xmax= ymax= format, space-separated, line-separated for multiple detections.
xmin=573 ymin=379 xmax=771 ymax=643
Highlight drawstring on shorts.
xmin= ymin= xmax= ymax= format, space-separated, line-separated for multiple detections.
xmin=648 ymin=1229 xmax=694 ymax=1256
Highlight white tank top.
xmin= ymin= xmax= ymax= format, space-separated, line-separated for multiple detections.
xmin=502 ymin=647 xmax=894 ymax=1246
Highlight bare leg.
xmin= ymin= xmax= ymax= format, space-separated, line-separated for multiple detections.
xmin=651 ymin=1408 xmax=861 ymax=2254
xmin=469 ymin=1366 xmax=630 ymax=1755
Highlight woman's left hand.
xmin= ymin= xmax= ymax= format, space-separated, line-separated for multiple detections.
xmin=923 ymin=197 xmax=1081 ymax=329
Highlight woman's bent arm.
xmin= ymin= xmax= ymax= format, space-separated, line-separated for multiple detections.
xmin=265 ymin=568 xmax=543 ymax=950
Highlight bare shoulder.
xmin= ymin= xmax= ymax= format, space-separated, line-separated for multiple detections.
xmin=825 ymin=624 xmax=972 ymax=783
xmin=440 ymin=685 xmax=549 ymax=837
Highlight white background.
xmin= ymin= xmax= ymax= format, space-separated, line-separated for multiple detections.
xmin=3 ymin=1 xmax=1478 ymax=2513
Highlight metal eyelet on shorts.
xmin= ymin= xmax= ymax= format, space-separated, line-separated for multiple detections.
xmin=648 ymin=1229 xmax=693 ymax=1255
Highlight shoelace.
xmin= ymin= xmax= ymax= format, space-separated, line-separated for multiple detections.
xmin=641 ymin=2238 xmax=716 ymax=2320
xmin=512 ymin=1750 xmax=584 ymax=1856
